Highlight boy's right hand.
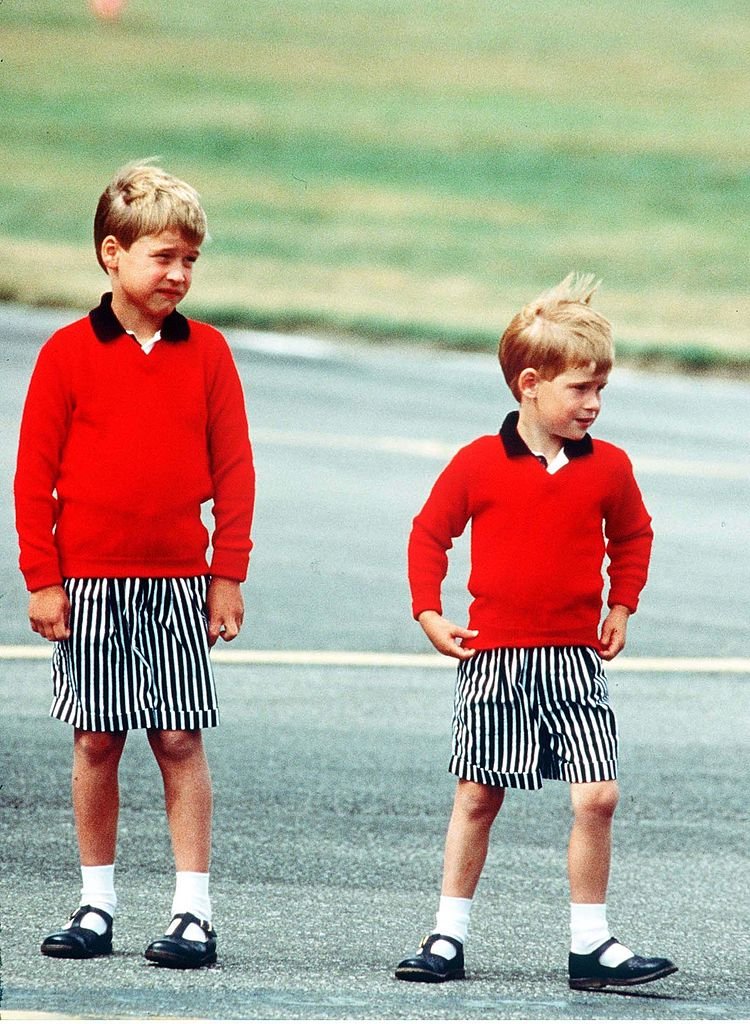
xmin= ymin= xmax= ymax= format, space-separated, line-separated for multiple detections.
xmin=29 ymin=585 xmax=71 ymax=641
xmin=418 ymin=610 xmax=478 ymax=660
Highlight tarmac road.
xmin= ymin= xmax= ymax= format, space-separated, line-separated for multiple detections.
xmin=1 ymin=304 xmax=749 ymax=1020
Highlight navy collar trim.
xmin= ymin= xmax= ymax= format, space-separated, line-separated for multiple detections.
xmin=89 ymin=292 xmax=190 ymax=343
xmin=499 ymin=410 xmax=593 ymax=459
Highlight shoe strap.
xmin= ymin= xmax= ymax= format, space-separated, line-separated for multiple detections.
xmin=168 ymin=911 xmax=214 ymax=940
xmin=421 ymin=932 xmax=462 ymax=956
xmin=69 ymin=905 xmax=113 ymax=929
xmin=589 ymin=936 xmax=619 ymax=959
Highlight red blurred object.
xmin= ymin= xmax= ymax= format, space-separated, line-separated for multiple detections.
xmin=88 ymin=0 xmax=126 ymax=20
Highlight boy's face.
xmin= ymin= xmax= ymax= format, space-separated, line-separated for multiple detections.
xmin=527 ymin=362 xmax=608 ymax=442
xmin=102 ymin=229 xmax=200 ymax=330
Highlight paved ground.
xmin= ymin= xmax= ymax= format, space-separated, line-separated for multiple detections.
xmin=2 ymin=664 xmax=749 ymax=1020
xmin=1 ymin=305 xmax=749 ymax=1020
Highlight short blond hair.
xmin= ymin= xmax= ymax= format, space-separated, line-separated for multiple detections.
xmin=94 ymin=160 xmax=207 ymax=270
xmin=499 ymin=273 xmax=614 ymax=400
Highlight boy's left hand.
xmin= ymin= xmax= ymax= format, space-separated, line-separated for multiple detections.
xmin=599 ymin=604 xmax=630 ymax=661
xmin=206 ymin=577 xmax=244 ymax=646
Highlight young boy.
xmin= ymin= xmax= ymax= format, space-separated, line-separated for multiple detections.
xmin=395 ymin=275 xmax=677 ymax=991
xmin=14 ymin=162 xmax=255 ymax=969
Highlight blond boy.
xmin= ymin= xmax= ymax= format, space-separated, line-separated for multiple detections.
xmin=396 ymin=275 xmax=677 ymax=990
xmin=14 ymin=162 xmax=255 ymax=968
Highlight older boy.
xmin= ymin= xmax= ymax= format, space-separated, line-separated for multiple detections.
xmin=14 ymin=162 xmax=255 ymax=968
xmin=395 ymin=275 xmax=677 ymax=991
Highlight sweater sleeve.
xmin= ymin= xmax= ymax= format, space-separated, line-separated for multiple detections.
xmin=408 ymin=448 xmax=472 ymax=619
xmin=14 ymin=337 xmax=72 ymax=591
xmin=603 ymin=452 xmax=653 ymax=613
xmin=205 ymin=335 xmax=256 ymax=582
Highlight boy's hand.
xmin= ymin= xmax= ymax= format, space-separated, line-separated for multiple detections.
xmin=418 ymin=610 xmax=478 ymax=660
xmin=599 ymin=604 xmax=630 ymax=661
xmin=206 ymin=577 xmax=244 ymax=647
xmin=29 ymin=585 xmax=71 ymax=641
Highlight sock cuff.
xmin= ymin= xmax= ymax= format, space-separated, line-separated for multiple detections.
xmin=172 ymin=871 xmax=212 ymax=921
xmin=570 ymin=902 xmax=607 ymax=927
xmin=80 ymin=863 xmax=117 ymax=915
xmin=435 ymin=894 xmax=473 ymax=944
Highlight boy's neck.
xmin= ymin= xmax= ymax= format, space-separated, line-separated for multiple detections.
xmin=516 ymin=407 xmax=564 ymax=462
xmin=110 ymin=294 xmax=163 ymax=344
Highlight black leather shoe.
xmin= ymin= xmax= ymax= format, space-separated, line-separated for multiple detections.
xmin=569 ymin=937 xmax=678 ymax=990
xmin=395 ymin=932 xmax=465 ymax=983
xmin=40 ymin=905 xmax=113 ymax=959
xmin=144 ymin=912 xmax=217 ymax=969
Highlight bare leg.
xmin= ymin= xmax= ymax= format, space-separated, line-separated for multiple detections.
xmin=148 ymin=729 xmax=212 ymax=872
xmin=568 ymin=780 xmax=619 ymax=903
xmin=441 ymin=780 xmax=505 ymax=897
xmin=566 ymin=780 xmax=678 ymax=984
xmin=72 ymin=729 xmax=127 ymax=865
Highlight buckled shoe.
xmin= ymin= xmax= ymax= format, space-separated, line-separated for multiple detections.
xmin=569 ymin=937 xmax=677 ymax=990
xmin=395 ymin=932 xmax=465 ymax=983
xmin=144 ymin=912 xmax=217 ymax=969
xmin=41 ymin=905 xmax=113 ymax=959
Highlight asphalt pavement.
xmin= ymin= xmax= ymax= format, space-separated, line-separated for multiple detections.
xmin=1 ymin=304 xmax=749 ymax=1020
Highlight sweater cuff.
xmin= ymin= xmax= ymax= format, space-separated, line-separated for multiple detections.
xmin=209 ymin=552 xmax=249 ymax=584
xmin=412 ymin=599 xmax=443 ymax=620
xmin=607 ymin=592 xmax=639 ymax=614
xmin=23 ymin=564 xmax=64 ymax=593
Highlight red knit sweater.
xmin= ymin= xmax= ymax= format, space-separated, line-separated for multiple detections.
xmin=408 ymin=414 xmax=653 ymax=650
xmin=15 ymin=297 xmax=255 ymax=591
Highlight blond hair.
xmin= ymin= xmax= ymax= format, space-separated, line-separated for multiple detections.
xmin=499 ymin=273 xmax=613 ymax=400
xmin=94 ymin=160 xmax=207 ymax=270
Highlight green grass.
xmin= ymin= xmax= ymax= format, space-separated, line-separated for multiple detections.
xmin=2 ymin=0 xmax=750 ymax=364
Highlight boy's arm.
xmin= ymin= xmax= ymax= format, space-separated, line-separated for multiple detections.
xmin=408 ymin=451 xmax=473 ymax=657
xmin=14 ymin=339 xmax=71 ymax=594
xmin=206 ymin=577 xmax=244 ymax=646
xmin=604 ymin=455 xmax=654 ymax=616
xmin=205 ymin=338 xmax=256 ymax=585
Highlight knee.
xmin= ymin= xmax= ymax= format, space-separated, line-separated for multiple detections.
xmin=148 ymin=729 xmax=202 ymax=765
xmin=74 ymin=730 xmax=125 ymax=767
xmin=572 ymin=781 xmax=619 ymax=823
xmin=455 ymin=781 xmax=505 ymax=827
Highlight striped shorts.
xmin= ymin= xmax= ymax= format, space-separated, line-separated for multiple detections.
xmin=450 ymin=646 xmax=618 ymax=790
xmin=51 ymin=577 xmax=218 ymax=733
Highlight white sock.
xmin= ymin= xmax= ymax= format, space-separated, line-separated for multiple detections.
xmin=432 ymin=895 xmax=472 ymax=959
xmin=569 ymin=903 xmax=633 ymax=966
xmin=78 ymin=864 xmax=116 ymax=935
xmin=169 ymin=871 xmax=212 ymax=941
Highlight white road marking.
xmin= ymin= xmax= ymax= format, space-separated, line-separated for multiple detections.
xmin=1 ymin=645 xmax=748 ymax=673
xmin=252 ymin=429 xmax=750 ymax=481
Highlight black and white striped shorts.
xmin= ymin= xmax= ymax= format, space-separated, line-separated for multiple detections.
xmin=450 ymin=646 xmax=618 ymax=790
xmin=51 ymin=577 xmax=218 ymax=733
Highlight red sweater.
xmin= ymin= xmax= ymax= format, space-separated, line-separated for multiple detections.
xmin=15 ymin=296 xmax=255 ymax=591
xmin=408 ymin=413 xmax=653 ymax=650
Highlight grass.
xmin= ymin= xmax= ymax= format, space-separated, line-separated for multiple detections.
xmin=2 ymin=0 xmax=750 ymax=365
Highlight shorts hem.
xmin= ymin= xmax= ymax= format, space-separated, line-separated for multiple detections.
xmin=50 ymin=707 xmax=219 ymax=732
xmin=449 ymin=757 xmax=618 ymax=789
xmin=549 ymin=759 xmax=618 ymax=784
xmin=449 ymin=756 xmax=543 ymax=791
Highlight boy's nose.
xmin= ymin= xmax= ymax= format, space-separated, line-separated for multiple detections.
xmin=584 ymin=394 xmax=601 ymax=412
xmin=166 ymin=263 xmax=187 ymax=281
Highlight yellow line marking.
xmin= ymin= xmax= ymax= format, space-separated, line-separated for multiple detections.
xmin=1 ymin=646 xmax=748 ymax=673
xmin=252 ymin=428 xmax=750 ymax=481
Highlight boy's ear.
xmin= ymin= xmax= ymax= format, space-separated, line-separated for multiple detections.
xmin=518 ymin=367 xmax=541 ymax=398
xmin=100 ymin=235 xmax=120 ymax=271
